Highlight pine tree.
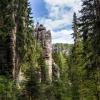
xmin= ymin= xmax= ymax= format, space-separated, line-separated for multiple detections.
xmin=0 ymin=0 xmax=17 ymax=78
xmin=0 ymin=0 xmax=39 ymax=99
xmin=68 ymin=13 xmax=84 ymax=100
xmin=79 ymin=0 xmax=100 ymax=99
xmin=93 ymin=0 xmax=100 ymax=99
xmin=52 ymin=43 xmax=72 ymax=100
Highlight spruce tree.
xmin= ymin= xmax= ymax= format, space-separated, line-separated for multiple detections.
xmin=69 ymin=13 xmax=84 ymax=100
xmin=79 ymin=0 xmax=100 ymax=99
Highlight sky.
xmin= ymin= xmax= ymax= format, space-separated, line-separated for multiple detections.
xmin=29 ymin=0 xmax=82 ymax=44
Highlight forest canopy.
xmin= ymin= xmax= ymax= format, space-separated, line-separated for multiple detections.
xmin=0 ymin=0 xmax=100 ymax=100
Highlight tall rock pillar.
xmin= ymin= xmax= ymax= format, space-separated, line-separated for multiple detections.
xmin=44 ymin=30 xmax=52 ymax=81
xmin=35 ymin=24 xmax=52 ymax=82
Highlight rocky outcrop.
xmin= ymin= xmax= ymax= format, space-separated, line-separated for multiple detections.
xmin=52 ymin=60 xmax=60 ymax=79
xmin=35 ymin=23 xmax=61 ymax=82
xmin=35 ymin=23 xmax=53 ymax=81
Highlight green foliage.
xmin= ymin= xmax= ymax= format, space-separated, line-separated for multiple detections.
xmin=52 ymin=43 xmax=72 ymax=100
xmin=68 ymin=13 xmax=84 ymax=100
xmin=0 ymin=76 xmax=13 ymax=99
xmin=68 ymin=1 xmax=100 ymax=100
xmin=21 ymin=68 xmax=41 ymax=99
xmin=0 ymin=0 xmax=100 ymax=100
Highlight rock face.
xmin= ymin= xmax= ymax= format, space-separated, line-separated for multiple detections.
xmin=52 ymin=60 xmax=60 ymax=79
xmin=35 ymin=24 xmax=52 ymax=81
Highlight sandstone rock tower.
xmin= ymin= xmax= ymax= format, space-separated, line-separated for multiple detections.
xmin=35 ymin=23 xmax=52 ymax=81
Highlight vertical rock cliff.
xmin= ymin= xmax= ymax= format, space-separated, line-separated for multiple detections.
xmin=35 ymin=24 xmax=52 ymax=81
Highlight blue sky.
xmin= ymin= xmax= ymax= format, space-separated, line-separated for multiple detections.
xmin=29 ymin=0 xmax=82 ymax=44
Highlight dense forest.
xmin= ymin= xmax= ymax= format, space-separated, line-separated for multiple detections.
xmin=0 ymin=0 xmax=100 ymax=100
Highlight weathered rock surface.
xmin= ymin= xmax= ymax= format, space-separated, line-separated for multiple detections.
xmin=34 ymin=23 xmax=61 ymax=81
xmin=35 ymin=24 xmax=53 ymax=81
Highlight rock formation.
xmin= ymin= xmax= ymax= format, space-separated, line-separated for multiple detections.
xmin=35 ymin=23 xmax=53 ymax=81
xmin=52 ymin=59 xmax=60 ymax=79
xmin=34 ymin=23 xmax=61 ymax=82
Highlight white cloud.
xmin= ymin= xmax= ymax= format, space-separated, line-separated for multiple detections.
xmin=37 ymin=0 xmax=82 ymax=43
xmin=51 ymin=30 xmax=74 ymax=44
xmin=39 ymin=18 xmax=71 ymax=30
xmin=45 ymin=0 xmax=80 ymax=6
xmin=44 ymin=0 xmax=82 ymax=13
